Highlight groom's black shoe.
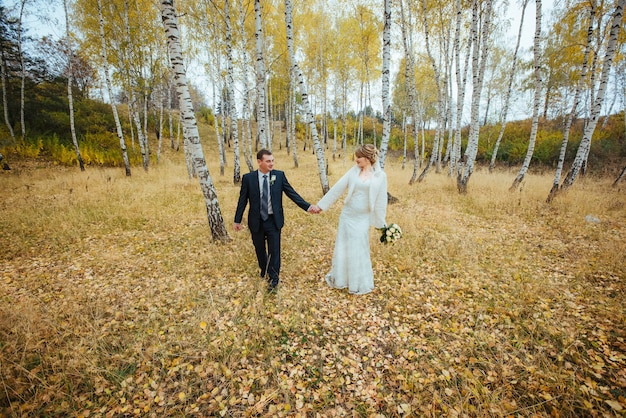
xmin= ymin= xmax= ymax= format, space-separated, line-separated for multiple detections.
xmin=267 ymin=282 xmax=278 ymax=294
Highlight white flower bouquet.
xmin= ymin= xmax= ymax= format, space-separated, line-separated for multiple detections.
xmin=378 ymin=223 xmax=402 ymax=244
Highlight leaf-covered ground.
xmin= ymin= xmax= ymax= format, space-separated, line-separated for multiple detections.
xmin=1 ymin=153 xmax=625 ymax=417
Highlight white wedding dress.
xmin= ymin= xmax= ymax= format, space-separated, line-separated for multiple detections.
xmin=324 ymin=178 xmax=375 ymax=294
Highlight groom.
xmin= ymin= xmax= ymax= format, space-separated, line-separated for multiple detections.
xmin=234 ymin=149 xmax=318 ymax=292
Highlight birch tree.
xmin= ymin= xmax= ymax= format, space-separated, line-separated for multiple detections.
xmin=284 ymin=0 xmax=328 ymax=194
xmin=122 ymin=0 xmax=150 ymax=172
xmin=398 ymin=0 xmax=422 ymax=184
xmin=547 ymin=0 xmax=596 ymax=202
xmin=239 ymin=0 xmax=253 ymax=171
xmin=489 ymin=0 xmax=529 ymax=173
xmin=456 ymin=0 xmax=494 ymax=193
xmin=417 ymin=0 xmax=445 ymax=182
xmin=160 ymin=0 xmax=229 ymax=241
xmin=450 ymin=0 xmax=472 ymax=176
xmin=559 ymin=0 xmax=625 ymax=192
xmin=254 ymin=0 xmax=269 ymax=148
xmin=378 ymin=0 xmax=392 ymax=169
xmin=63 ymin=0 xmax=84 ymax=171
xmin=510 ymin=0 xmax=543 ymax=191
xmin=96 ymin=0 xmax=130 ymax=176
xmin=224 ymin=0 xmax=241 ymax=184
xmin=0 ymin=7 xmax=15 ymax=141
xmin=16 ymin=0 xmax=26 ymax=142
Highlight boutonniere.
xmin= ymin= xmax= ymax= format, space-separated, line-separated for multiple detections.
xmin=270 ymin=175 xmax=276 ymax=186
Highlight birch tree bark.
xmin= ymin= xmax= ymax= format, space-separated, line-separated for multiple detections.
xmin=211 ymin=67 xmax=225 ymax=176
xmin=450 ymin=0 xmax=471 ymax=176
xmin=63 ymin=0 xmax=85 ymax=171
xmin=399 ymin=0 xmax=421 ymax=185
xmin=0 ymin=53 xmax=13 ymax=140
xmin=510 ymin=0 xmax=542 ymax=191
xmin=17 ymin=0 xmax=26 ymax=142
xmin=167 ymin=69 xmax=175 ymax=150
xmin=489 ymin=0 xmax=529 ymax=173
xmin=378 ymin=0 xmax=392 ymax=169
xmin=289 ymin=79 xmax=299 ymax=167
xmin=97 ymin=0 xmax=130 ymax=176
xmin=122 ymin=0 xmax=149 ymax=172
xmin=547 ymin=1 xmax=596 ymax=202
xmin=285 ymin=0 xmax=329 ymax=194
xmin=160 ymin=0 xmax=229 ymax=241
xmin=560 ymin=0 xmax=625 ymax=192
xmin=456 ymin=0 xmax=494 ymax=193
xmin=254 ymin=0 xmax=269 ymax=148
xmin=417 ymin=0 xmax=444 ymax=183
xmin=224 ymin=0 xmax=241 ymax=184
xmin=239 ymin=0 xmax=253 ymax=171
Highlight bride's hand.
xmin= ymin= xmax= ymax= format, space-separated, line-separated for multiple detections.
xmin=308 ymin=205 xmax=322 ymax=214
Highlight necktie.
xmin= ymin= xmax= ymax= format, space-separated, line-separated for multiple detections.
xmin=261 ymin=174 xmax=269 ymax=220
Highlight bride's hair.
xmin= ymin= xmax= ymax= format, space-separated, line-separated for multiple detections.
xmin=355 ymin=144 xmax=379 ymax=164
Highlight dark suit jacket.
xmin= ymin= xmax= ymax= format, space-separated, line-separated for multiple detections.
xmin=234 ymin=169 xmax=310 ymax=232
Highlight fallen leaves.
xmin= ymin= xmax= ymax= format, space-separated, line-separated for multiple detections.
xmin=1 ymin=163 xmax=625 ymax=417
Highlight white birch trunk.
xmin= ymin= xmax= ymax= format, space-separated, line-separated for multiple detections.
xmin=239 ymin=0 xmax=253 ymax=170
xmin=449 ymin=0 xmax=465 ymax=175
xmin=123 ymin=0 xmax=149 ymax=172
xmin=489 ymin=0 xmax=529 ymax=173
xmin=417 ymin=0 xmax=445 ymax=183
xmin=285 ymin=0 xmax=328 ymax=193
xmin=561 ymin=0 xmax=625 ymax=191
xmin=290 ymin=79 xmax=299 ymax=167
xmin=378 ymin=0 xmax=392 ymax=169
xmin=225 ymin=0 xmax=241 ymax=183
xmin=156 ymin=90 xmax=163 ymax=163
xmin=457 ymin=0 xmax=494 ymax=193
xmin=168 ymin=71 xmax=175 ymax=150
xmin=97 ymin=0 xmax=130 ymax=176
xmin=402 ymin=113 xmax=407 ymax=169
xmin=63 ymin=0 xmax=84 ymax=171
xmin=547 ymin=1 xmax=595 ymax=201
xmin=510 ymin=0 xmax=542 ymax=191
xmin=399 ymin=0 xmax=420 ymax=184
xmin=18 ymin=0 xmax=26 ymax=141
xmin=0 ymin=52 xmax=14 ymax=140
xmin=254 ymin=0 xmax=268 ymax=148
xmin=160 ymin=0 xmax=229 ymax=241
xmin=215 ymin=73 xmax=225 ymax=176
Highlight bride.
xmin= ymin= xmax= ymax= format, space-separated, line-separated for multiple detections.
xmin=312 ymin=144 xmax=388 ymax=295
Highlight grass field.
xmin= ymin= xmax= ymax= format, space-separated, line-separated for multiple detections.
xmin=1 ymin=145 xmax=625 ymax=417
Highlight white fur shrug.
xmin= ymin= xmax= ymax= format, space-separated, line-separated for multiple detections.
xmin=317 ymin=163 xmax=388 ymax=228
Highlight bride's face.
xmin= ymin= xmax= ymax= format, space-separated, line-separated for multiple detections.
xmin=356 ymin=155 xmax=372 ymax=171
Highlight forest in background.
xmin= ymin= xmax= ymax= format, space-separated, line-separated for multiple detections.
xmin=0 ymin=0 xmax=623 ymax=182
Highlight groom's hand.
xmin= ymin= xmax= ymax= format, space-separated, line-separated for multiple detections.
xmin=234 ymin=223 xmax=243 ymax=231
xmin=308 ymin=205 xmax=321 ymax=214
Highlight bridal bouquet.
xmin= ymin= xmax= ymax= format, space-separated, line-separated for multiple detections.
xmin=379 ymin=223 xmax=402 ymax=244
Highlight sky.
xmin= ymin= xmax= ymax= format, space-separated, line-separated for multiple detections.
xmin=24 ymin=0 xmax=557 ymax=122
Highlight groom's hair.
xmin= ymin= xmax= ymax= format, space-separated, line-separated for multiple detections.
xmin=257 ymin=149 xmax=273 ymax=160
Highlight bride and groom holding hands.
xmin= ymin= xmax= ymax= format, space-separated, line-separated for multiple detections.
xmin=234 ymin=145 xmax=388 ymax=295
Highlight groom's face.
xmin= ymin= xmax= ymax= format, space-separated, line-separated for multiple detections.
xmin=258 ymin=155 xmax=274 ymax=174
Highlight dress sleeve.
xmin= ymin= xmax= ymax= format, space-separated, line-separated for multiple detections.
xmin=371 ymin=172 xmax=388 ymax=228
xmin=317 ymin=168 xmax=352 ymax=211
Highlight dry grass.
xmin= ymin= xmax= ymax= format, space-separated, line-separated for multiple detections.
xmin=1 ymin=146 xmax=625 ymax=417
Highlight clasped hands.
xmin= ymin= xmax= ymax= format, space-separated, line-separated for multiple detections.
xmin=308 ymin=204 xmax=322 ymax=214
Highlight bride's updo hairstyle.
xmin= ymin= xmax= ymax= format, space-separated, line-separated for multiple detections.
xmin=355 ymin=144 xmax=379 ymax=165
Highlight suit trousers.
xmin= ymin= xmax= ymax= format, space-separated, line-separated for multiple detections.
xmin=251 ymin=215 xmax=281 ymax=287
